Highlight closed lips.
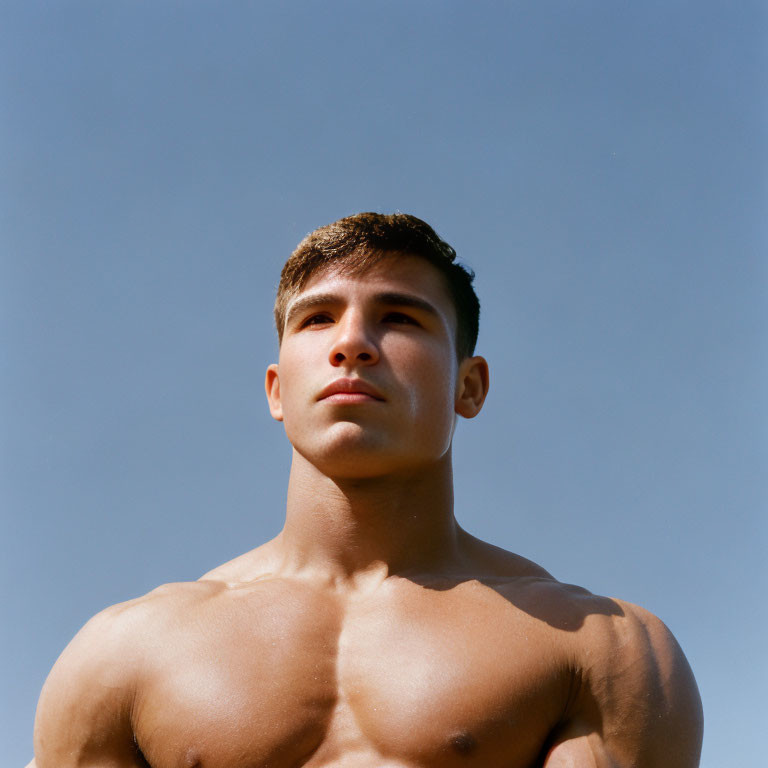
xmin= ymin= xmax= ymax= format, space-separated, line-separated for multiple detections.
xmin=317 ymin=379 xmax=385 ymax=401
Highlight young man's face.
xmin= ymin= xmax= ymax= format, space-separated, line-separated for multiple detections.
xmin=265 ymin=254 xmax=488 ymax=479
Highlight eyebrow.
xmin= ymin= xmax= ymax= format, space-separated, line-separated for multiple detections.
xmin=285 ymin=291 xmax=440 ymax=327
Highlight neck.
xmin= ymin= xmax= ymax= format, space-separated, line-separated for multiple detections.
xmin=273 ymin=449 xmax=464 ymax=588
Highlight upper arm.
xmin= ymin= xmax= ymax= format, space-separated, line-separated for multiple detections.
xmin=544 ymin=603 xmax=703 ymax=768
xmin=33 ymin=604 xmax=144 ymax=768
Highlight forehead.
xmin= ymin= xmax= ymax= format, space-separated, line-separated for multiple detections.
xmin=289 ymin=254 xmax=457 ymax=322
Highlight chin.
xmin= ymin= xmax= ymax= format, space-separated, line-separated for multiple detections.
xmin=294 ymin=434 xmax=449 ymax=482
xmin=301 ymin=439 xmax=400 ymax=480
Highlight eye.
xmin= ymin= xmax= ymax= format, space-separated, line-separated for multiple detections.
xmin=301 ymin=313 xmax=334 ymax=327
xmin=383 ymin=312 xmax=419 ymax=326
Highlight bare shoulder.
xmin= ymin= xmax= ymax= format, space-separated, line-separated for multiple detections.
xmin=199 ymin=539 xmax=282 ymax=584
xmin=33 ymin=580 xmax=224 ymax=768
xmin=459 ymin=532 xmax=624 ymax=630
xmin=575 ymin=596 xmax=703 ymax=717
xmin=459 ymin=529 xmax=555 ymax=581
xmin=41 ymin=578 xmax=225 ymax=677
xmin=548 ymin=596 xmax=704 ymax=766
xmin=484 ymin=551 xmax=703 ymax=748
xmin=461 ymin=537 xmax=702 ymax=764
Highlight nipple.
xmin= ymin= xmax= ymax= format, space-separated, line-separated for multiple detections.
xmin=449 ymin=732 xmax=477 ymax=755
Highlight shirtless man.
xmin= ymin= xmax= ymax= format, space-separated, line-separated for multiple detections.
xmin=29 ymin=213 xmax=703 ymax=768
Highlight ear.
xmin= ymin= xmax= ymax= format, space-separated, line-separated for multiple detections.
xmin=455 ymin=355 xmax=489 ymax=419
xmin=265 ymin=363 xmax=284 ymax=422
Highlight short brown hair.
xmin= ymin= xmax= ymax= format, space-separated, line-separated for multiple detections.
xmin=274 ymin=213 xmax=480 ymax=359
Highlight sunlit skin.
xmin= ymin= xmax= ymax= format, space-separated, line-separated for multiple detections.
xmin=28 ymin=255 xmax=703 ymax=768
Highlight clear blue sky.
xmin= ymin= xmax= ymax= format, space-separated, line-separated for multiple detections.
xmin=2 ymin=3 xmax=765 ymax=765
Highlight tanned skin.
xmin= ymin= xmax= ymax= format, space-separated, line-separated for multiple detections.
xmin=29 ymin=255 xmax=703 ymax=768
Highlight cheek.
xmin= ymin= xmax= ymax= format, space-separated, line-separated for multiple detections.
xmin=278 ymin=346 xmax=322 ymax=407
xmin=274 ymin=382 xmax=310 ymax=438
xmin=394 ymin=345 xmax=457 ymax=422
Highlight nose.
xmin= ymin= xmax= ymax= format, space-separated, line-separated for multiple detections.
xmin=328 ymin=310 xmax=379 ymax=367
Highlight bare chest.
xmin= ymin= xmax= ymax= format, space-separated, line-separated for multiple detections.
xmin=134 ymin=582 xmax=570 ymax=768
